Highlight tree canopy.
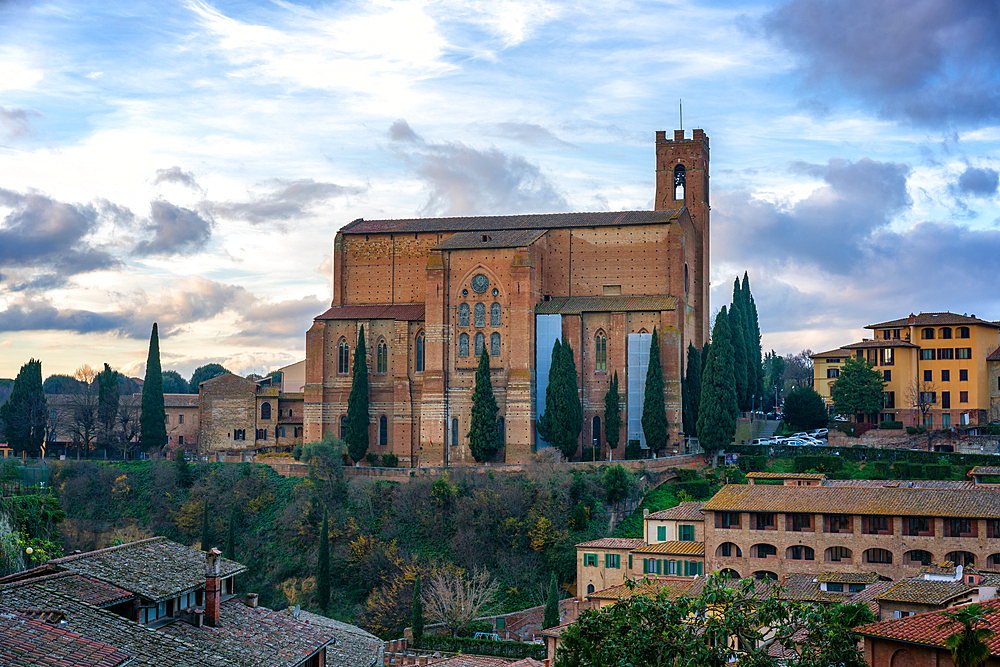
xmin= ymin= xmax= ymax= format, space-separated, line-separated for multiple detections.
xmin=641 ymin=328 xmax=668 ymax=453
xmin=537 ymin=338 xmax=583 ymax=459
xmin=1 ymin=359 xmax=47 ymax=455
xmin=783 ymin=386 xmax=829 ymax=431
xmin=697 ymin=307 xmax=738 ymax=451
xmin=467 ymin=349 xmax=501 ymax=462
xmin=161 ymin=370 xmax=188 ymax=394
xmin=42 ymin=374 xmax=84 ymax=395
xmin=831 ymin=357 xmax=886 ymax=418
xmin=188 ymin=363 xmax=231 ymax=393
xmin=345 ymin=326 xmax=370 ymax=463
xmin=682 ymin=343 xmax=701 ymax=436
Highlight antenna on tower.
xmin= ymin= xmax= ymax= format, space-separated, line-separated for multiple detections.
xmin=679 ymin=99 xmax=683 ymax=131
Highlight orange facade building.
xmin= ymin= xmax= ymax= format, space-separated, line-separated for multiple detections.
xmin=303 ymin=130 xmax=711 ymax=466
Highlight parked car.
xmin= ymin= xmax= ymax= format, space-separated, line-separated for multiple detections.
xmin=809 ymin=428 xmax=829 ymax=438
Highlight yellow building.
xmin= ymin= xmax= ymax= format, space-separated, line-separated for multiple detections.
xmin=812 ymin=312 xmax=1000 ymax=429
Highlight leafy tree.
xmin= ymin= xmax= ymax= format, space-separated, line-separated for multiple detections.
xmin=538 ymin=339 xmax=582 ymax=459
xmin=117 ymin=375 xmax=141 ymax=396
xmin=831 ymin=357 xmax=886 ymax=419
xmin=697 ymin=307 xmax=738 ymax=451
xmin=174 ymin=447 xmax=193 ymax=488
xmin=161 ymin=370 xmax=188 ymax=394
xmin=1 ymin=359 xmax=47 ymax=456
xmin=42 ymin=374 xmax=84 ymax=394
xmin=225 ymin=504 xmax=237 ymax=562
xmin=682 ymin=343 xmax=701 ymax=436
xmin=97 ymin=363 xmax=120 ymax=451
xmin=641 ymin=328 xmax=668 ymax=453
xmin=140 ymin=323 xmax=167 ymax=453
xmin=730 ymin=278 xmax=750 ymax=411
xmin=188 ymin=363 xmax=230 ymax=393
xmin=602 ymin=465 xmax=632 ymax=507
xmin=200 ymin=499 xmax=210 ymax=552
xmin=467 ymin=350 xmax=500 ymax=462
xmin=345 ymin=326 xmax=370 ymax=463
xmin=604 ymin=372 xmax=621 ymax=459
xmin=317 ymin=509 xmax=330 ymax=611
xmin=783 ymin=386 xmax=829 ymax=431
xmin=544 ymin=572 xmax=560 ymax=629
xmin=412 ymin=573 xmax=424 ymax=645
xmin=938 ymin=603 xmax=994 ymax=667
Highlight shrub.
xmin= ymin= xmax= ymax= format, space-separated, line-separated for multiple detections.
xmin=625 ymin=440 xmax=644 ymax=460
xmin=365 ymin=452 xmax=379 ymax=466
xmin=871 ymin=461 xmax=891 ymax=478
xmin=737 ymin=455 xmax=768 ymax=473
xmin=580 ymin=446 xmax=598 ymax=462
xmin=879 ymin=421 xmax=903 ymax=429
xmin=925 ymin=464 xmax=952 ymax=480
xmin=673 ymin=480 xmax=712 ymax=499
xmin=793 ymin=455 xmax=843 ymax=474
xmin=292 ymin=443 xmax=303 ymax=460
xmin=418 ymin=636 xmax=546 ymax=660
xmin=380 ymin=453 xmax=399 ymax=468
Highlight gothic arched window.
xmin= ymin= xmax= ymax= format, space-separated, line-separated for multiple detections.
xmin=338 ymin=338 xmax=350 ymax=374
xmin=475 ymin=302 xmax=486 ymax=327
xmin=490 ymin=302 xmax=501 ymax=326
xmin=415 ymin=332 xmax=425 ymax=372
xmin=377 ymin=339 xmax=388 ymax=373
xmin=379 ymin=415 xmax=388 ymax=447
xmin=260 ymin=402 xmax=271 ymax=420
xmin=475 ymin=332 xmax=485 ymax=356
xmin=490 ymin=332 xmax=500 ymax=356
xmin=595 ymin=332 xmax=607 ymax=371
xmin=459 ymin=303 xmax=470 ymax=327
xmin=459 ymin=333 xmax=469 ymax=357
xmin=674 ymin=164 xmax=686 ymax=200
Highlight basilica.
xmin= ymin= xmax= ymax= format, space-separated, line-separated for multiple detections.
xmin=303 ymin=129 xmax=711 ymax=466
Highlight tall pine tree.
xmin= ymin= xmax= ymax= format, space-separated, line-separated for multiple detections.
xmin=730 ymin=278 xmax=749 ymax=412
xmin=140 ymin=323 xmax=167 ymax=454
xmin=641 ymin=328 xmax=668 ymax=453
xmin=683 ymin=343 xmax=702 ymax=436
xmin=97 ymin=363 xmax=120 ymax=451
xmin=317 ymin=509 xmax=330 ymax=611
xmin=538 ymin=339 xmax=583 ymax=459
xmin=412 ymin=573 xmax=424 ymax=645
xmin=468 ymin=349 xmax=500 ymax=462
xmin=744 ymin=273 xmax=764 ymax=406
xmin=345 ymin=326 xmax=370 ymax=463
xmin=604 ymin=372 xmax=621 ymax=460
xmin=697 ymin=307 xmax=738 ymax=451
xmin=1 ymin=359 xmax=46 ymax=456
xmin=544 ymin=572 xmax=560 ymax=629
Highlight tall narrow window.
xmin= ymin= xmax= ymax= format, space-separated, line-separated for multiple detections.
xmin=673 ymin=164 xmax=686 ymax=200
xmin=459 ymin=333 xmax=469 ymax=358
xmin=459 ymin=303 xmax=470 ymax=327
xmin=379 ymin=415 xmax=387 ymax=447
xmin=595 ymin=332 xmax=607 ymax=371
xmin=451 ymin=418 xmax=459 ymax=447
xmin=475 ymin=332 xmax=485 ymax=356
xmin=260 ymin=402 xmax=271 ymax=420
xmin=475 ymin=302 xmax=486 ymax=327
xmin=338 ymin=338 xmax=350 ymax=374
xmin=340 ymin=416 xmax=346 ymax=440
xmin=415 ymin=332 xmax=425 ymax=372
xmin=497 ymin=417 xmax=505 ymax=445
xmin=377 ymin=340 xmax=388 ymax=373
xmin=592 ymin=415 xmax=601 ymax=447
xmin=490 ymin=332 xmax=500 ymax=356
xmin=490 ymin=302 xmax=501 ymax=326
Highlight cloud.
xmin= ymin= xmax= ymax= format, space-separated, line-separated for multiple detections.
xmin=204 ymin=178 xmax=366 ymax=227
xmin=389 ymin=119 xmax=568 ymax=217
xmin=228 ymin=295 xmax=326 ymax=346
xmin=0 ymin=105 xmax=35 ymax=141
xmin=0 ymin=188 xmax=119 ymax=278
xmin=487 ymin=122 xmax=576 ymax=149
xmin=153 ymin=166 xmax=203 ymax=192
xmin=132 ymin=200 xmax=212 ymax=255
xmin=956 ymin=167 xmax=999 ymax=197
xmin=762 ymin=0 xmax=1000 ymax=127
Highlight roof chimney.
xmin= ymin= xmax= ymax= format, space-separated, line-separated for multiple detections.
xmin=205 ymin=547 xmax=222 ymax=627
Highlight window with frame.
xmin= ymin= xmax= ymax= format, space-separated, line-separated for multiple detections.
xmin=957 ymin=347 xmax=972 ymax=359
xmin=338 ymin=338 xmax=350 ymax=374
xmin=717 ymin=512 xmax=741 ymax=529
xmin=920 ymin=391 xmax=936 ymax=404
xmin=754 ymin=544 xmax=777 ymax=558
xmin=377 ymin=340 xmax=388 ymax=373
xmin=474 ymin=332 xmax=485 ymax=356
xmin=920 ymin=349 xmax=935 ymax=360
xmin=942 ymin=391 xmax=951 ymax=409
xmin=584 ymin=553 xmax=597 ymax=567
xmin=880 ymin=348 xmax=894 ymax=366
xmin=605 ymin=553 xmax=620 ymax=569
xmin=924 ymin=370 xmax=932 ymax=382
xmin=960 ymin=391 xmax=969 ymax=403
xmin=948 ymin=518 xmax=974 ymax=537
xmin=884 ymin=370 xmax=891 ymax=382
xmin=938 ymin=348 xmax=954 ymax=360
xmin=827 ymin=368 xmax=839 ymax=378
xmin=958 ymin=327 xmax=970 ymax=339
xmin=459 ymin=303 xmax=470 ymax=327
xmin=787 ymin=545 xmax=814 ymax=560
xmin=657 ymin=526 xmax=667 ymax=541
xmin=340 ymin=416 xmax=346 ymax=440
xmin=451 ymin=418 xmax=459 ymax=447
xmin=942 ymin=369 xmax=950 ymax=382
xmin=826 ymin=546 xmax=852 ymax=562
xmin=827 ymin=583 xmax=844 ymax=592
xmin=960 ymin=369 xmax=969 ymax=381
xmin=379 ymin=415 xmax=387 ymax=447
xmin=904 ymin=516 xmax=932 ymax=536
xmin=178 ymin=414 xmax=184 ymax=424
xmin=788 ymin=513 xmax=812 ymax=532
xmin=988 ymin=520 xmax=1000 ymax=538
xmin=826 ymin=515 xmax=851 ymax=533
xmin=415 ymin=332 xmax=425 ymax=372
xmin=921 ymin=328 xmax=935 ymax=339
xmin=490 ymin=332 xmax=500 ymax=357
xmin=940 ymin=327 xmax=952 ymax=339
xmin=490 ymin=302 xmax=501 ymax=326
xmin=863 ymin=516 xmax=890 ymax=534
xmin=595 ymin=332 xmax=607 ymax=372
xmin=884 ymin=392 xmax=895 ymax=409
xmin=679 ymin=525 xmax=695 ymax=541
xmin=753 ymin=513 xmax=776 ymax=530
xmin=865 ymin=548 xmax=893 ymax=564
xmin=474 ymin=302 xmax=486 ymax=327
xmin=942 ymin=413 xmax=951 ymax=428
xmin=458 ymin=333 xmax=469 ymax=357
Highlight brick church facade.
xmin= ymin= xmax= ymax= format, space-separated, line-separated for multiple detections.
xmin=304 ymin=129 xmax=711 ymax=466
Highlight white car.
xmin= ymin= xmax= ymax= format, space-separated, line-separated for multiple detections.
xmin=809 ymin=429 xmax=829 ymax=438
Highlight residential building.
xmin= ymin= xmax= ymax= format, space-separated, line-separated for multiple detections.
xmin=811 ymin=312 xmax=1000 ymax=428
xmin=873 ymin=564 xmax=999 ymax=621
xmin=990 ymin=346 xmax=1000 ymax=424
xmin=197 ymin=373 xmax=304 ymax=457
xmin=165 ymin=393 xmax=199 ymax=452
xmin=305 ymin=129 xmax=711 ymax=466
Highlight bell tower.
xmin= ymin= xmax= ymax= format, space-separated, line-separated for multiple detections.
xmin=655 ymin=128 xmax=709 ymax=345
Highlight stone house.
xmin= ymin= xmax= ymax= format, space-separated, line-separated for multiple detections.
xmin=197 ymin=373 xmax=304 ymax=457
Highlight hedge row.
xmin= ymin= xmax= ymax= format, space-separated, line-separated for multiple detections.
xmin=725 ymin=443 xmax=1000 ymax=467
xmin=417 ymin=636 xmax=547 ymax=660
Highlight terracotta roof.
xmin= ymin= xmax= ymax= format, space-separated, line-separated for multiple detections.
xmin=849 ymin=579 xmax=896 ymax=616
xmin=314 ymin=304 xmax=426 ymax=322
xmin=779 ymin=573 xmax=845 ymax=603
xmin=702 ymin=483 xmax=1000 ymax=518
xmin=970 ymin=466 xmax=1000 ymax=476
xmin=35 ymin=573 xmax=133 ymax=608
xmin=855 ymin=597 xmax=1000 ymax=654
xmin=0 ymin=610 xmax=132 ymax=667
xmin=816 ymin=572 xmax=883 ymax=584
xmin=842 ymin=339 xmax=919 ymax=349
xmin=632 ymin=541 xmax=705 ymax=556
xmin=810 ymin=348 xmax=852 ymax=359
xmin=163 ymin=394 xmax=199 ymax=407
xmin=824 ymin=479 xmax=975 ymax=489
xmin=340 ymin=209 xmax=684 ymax=234
xmin=49 ymin=537 xmax=245 ymax=603
xmin=576 ymin=538 xmax=645 ymax=550
xmin=587 ymin=577 xmax=695 ymax=601
xmin=745 ymin=472 xmax=825 ymax=480
xmin=426 ymin=657 xmax=512 ymax=667
xmin=535 ymin=295 xmax=678 ymax=315
xmin=282 ymin=609 xmax=383 ymax=667
xmin=647 ymin=501 xmax=706 ymax=521
xmin=160 ymin=597 xmax=337 ymax=667
xmin=867 ymin=312 xmax=1000 ymax=329
xmin=507 ymin=659 xmax=547 ymax=667
xmin=988 ymin=347 xmax=1000 ymax=362
xmin=876 ymin=579 xmax=974 ymax=605
xmin=432 ymin=229 xmax=547 ymax=250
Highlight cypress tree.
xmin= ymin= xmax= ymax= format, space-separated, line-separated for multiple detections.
xmin=538 ymin=339 xmax=582 ymax=459
xmin=744 ymin=273 xmax=764 ymax=406
xmin=1 ymin=359 xmax=46 ymax=456
xmin=200 ymin=499 xmax=210 ymax=551
xmin=641 ymin=328 xmax=668 ymax=452
xmin=730 ymin=278 xmax=749 ymax=412
xmin=560 ymin=339 xmax=583 ymax=459
xmin=317 ymin=509 xmax=330 ymax=611
xmin=468 ymin=349 xmax=500 ymax=462
xmin=225 ymin=504 xmax=237 ymax=561
xmin=174 ymin=447 xmax=192 ymax=488
xmin=412 ymin=573 xmax=424 ymax=645
xmin=683 ymin=343 xmax=702 ymax=436
xmin=97 ymin=363 xmax=119 ymax=451
xmin=544 ymin=572 xmax=560 ymax=629
xmin=604 ymin=372 xmax=621 ymax=460
xmin=345 ymin=326 xmax=370 ymax=463
xmin=140 ymin=323 xmax=167 ymax=454
xmin=697 ymin=307 xmax=738 ymax=451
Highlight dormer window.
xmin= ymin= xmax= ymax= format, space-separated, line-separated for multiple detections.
xmin=482 ymin=234 xmax=491 ymax=242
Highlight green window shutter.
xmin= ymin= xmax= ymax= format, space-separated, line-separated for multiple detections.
xmin=605 ymin=553 xmax=610 ymax=568
xmin=655 ymin=559 xmax=662 ymax=575
xmin=643 ymin=558 xmax=648 ymax=574
xmin=683 ymin=560 xmax=689 ymax=576
xmin=614 ymin=554 xmax=620 ymax=569
xmin=697 ymin=561 xmax=703 ymax=576
xmin=629 ymin=554 xmax=633 ymax=570
xmin=657 ymin=526 xmax=666 ymax=541
xmin=680 ymin=525 xmax=694 ymax=541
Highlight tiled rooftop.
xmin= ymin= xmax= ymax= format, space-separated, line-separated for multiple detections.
xmin=340 ymin=209 xmax=684 ymax=234
xmin=745 ymin=472 xmax=825 ymax=480
xmin=432 ymin=229 xmax=547 ymax=250
xmin=855 ymin=597 xmax=1000 ymax=654
xmin=163 ymin=394 xmax=199 ymax=407
xmin=816 ymin=572 xmax=883 ymax=584
xmin=575 ymin=538 xmax=645 ymax=550
xmin=810 ymin=348 xmax=852 ymax=359
xmin=867 ymin=312 xmax=1000 ymax=329
xmin=33 ymin=573 xmax=133 ymax=608
xmin=824 ymin=479 xmax=974 ymax=489
xmin=876 ymin=579 xmax=974 ymax=605
xmin=702 ymin=483 xmax=1000 ymax=518
xmin=426 ymin=656 xmax=512 ymax=667
xmin=631 ymin=541 xmax=705 ymax=556
xmin=49 ymin=537 xmax=245 ymax=603
xmin=283 ymin=609 xmax=383 ymax=667
xmin=535 ymin=295 xmax=678 ymax=315
xmin=0 ymin=609 xmax=132 ymax=667
xmin=969 ymin=466 xmax=1000 ymax=476
xmin=314 ymin=304 xmax=426 ymax=322
xmin=988 ymin=346 xmax=1000 ymax=362
xmin=587 ymin=578 xmax=695 ymax=601
xmin=842 ymin=340 xmax=918 ymax=349
xmin=647 ymin=501 xmax=706 ymax=521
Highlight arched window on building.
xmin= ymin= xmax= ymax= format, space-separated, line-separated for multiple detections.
xmin=475 ymin=302 xmax=486 ymax=327
xmin=958 ymin=326 xmax=971 ymax=338
xmin=459 ymin=333 xmax=469 ymax=357
xmin=587 ymin=584 xmax=595 ymax=595
xmin=338 ymin=338 xmax=350 ymax=373
xmin=490 ymin=332 xmax=500 ymax=356
xmin=490 ymin=302 xmax=501 ymax=326
xmin=459 ymin=303 xmax=470 ymax=327
xmin=379 ymin=415 xmax=388 ymax=448
xmin=921 ymin=328 xmax=935 ymax=340
xmin=940 ymin=327 xmax=953 ymax=340
xmin=475 ymin=332 xmax=485 ymax=356
xmin=595 ymin=331 xmax=607 ymax=371
xmin=377 ymin=339 xmax=388 ymax=373
xmin=415 ymin=332 xmax=425 ymax=372
xmin=592 ymin=415 xmax=601 ymax=448
xmin=684 ymin=263 xmax=689 ymax=294
xmin=451 ymin=418 xmax=459 ymax=448
xmin=260 ymin=402 xmax=271 ymax=420
xmin=674 ymin=164 xmax=686 ymax=200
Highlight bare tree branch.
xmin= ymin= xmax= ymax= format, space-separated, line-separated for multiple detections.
xmin=422 ymin=568 xmax=499 ymax=637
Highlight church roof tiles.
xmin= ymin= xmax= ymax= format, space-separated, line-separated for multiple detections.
xmin=315 ymin=304 xmax=426 ymax=322
xmin=432 ymin=229 xmax=547 ymax=249
xmin=340 ymin=209 xmax=684 ymax=234
xmin=535 ymin=295 xmax=677 ymax=315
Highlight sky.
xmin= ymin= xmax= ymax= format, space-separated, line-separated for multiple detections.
xmin=1 ymin=0 xmax=999 ymax=381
